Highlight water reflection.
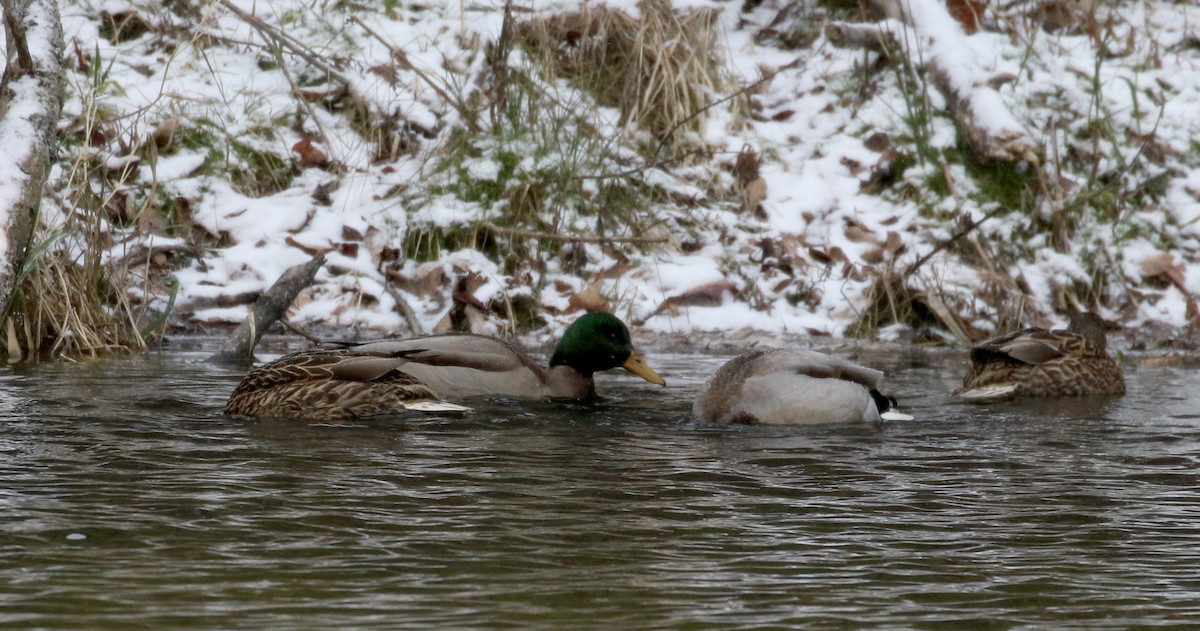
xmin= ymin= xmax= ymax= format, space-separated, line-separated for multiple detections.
xmin=1 ymin=347 xmax=1199 ymax=628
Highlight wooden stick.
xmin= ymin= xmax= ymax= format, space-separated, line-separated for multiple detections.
xmin=207 ymin=253 xmax=326 ymax=365
xmin=347 ymin=14 xmax=472 ymax=128
xmin=903 ymin=206 xmax=1007 ymax=279
xmin=383 ymin=284 xmax=425 ymax=336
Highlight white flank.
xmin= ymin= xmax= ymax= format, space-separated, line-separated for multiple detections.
xmin=957 ymin=384 xmax=1019 ymax=401
xmin=405 ymin=401 xmax=472 ymax=413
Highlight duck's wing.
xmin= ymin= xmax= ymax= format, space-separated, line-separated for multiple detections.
xmin=345 ymin=335 xmax=552 ymax=398
xmin=764 ymin=349 xmax=884 ymax=389
xmin=777 ymin=351 xmax=916 ymax=420
xmin=969 ymin=328 xmax=1080 ymax=365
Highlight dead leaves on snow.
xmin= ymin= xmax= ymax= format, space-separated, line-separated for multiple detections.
xmin=1139 ymin=251 xmax=1199 ymax=321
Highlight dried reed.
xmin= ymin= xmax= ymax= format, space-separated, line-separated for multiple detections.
xmin=517 ymin=0 xmax=724 ymax=152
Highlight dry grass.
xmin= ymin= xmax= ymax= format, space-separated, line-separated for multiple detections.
xmin=517 ymin=0 xmax=725 ymax=154
xmin=1 ymin=38 xmax=153 ymax=362
xmin=4 ymin=245 xmax=148 ymax=361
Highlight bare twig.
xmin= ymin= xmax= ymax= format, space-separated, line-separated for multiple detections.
xmin=382 ymin=284 xmax=425 ymax=336
xmin=903 ymin=206 xmax=1008 ymax=278
xmin=278 ymin=319 xmax=323 ymax=345
xmin=346 ymin=14 xmax=473 ymax=128
xmin=579 ymin=68 xmax=783 ymax=182
xmin=646 ymin=68 xmax=781 ymax=170
xmin=218 ymin=0 xmax=354 ymax=86
xmin=482 ymin=221 xmax=667 ymax=244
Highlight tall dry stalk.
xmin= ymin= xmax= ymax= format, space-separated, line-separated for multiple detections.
xmin=518 ymin=0 xmax=725 ymax=155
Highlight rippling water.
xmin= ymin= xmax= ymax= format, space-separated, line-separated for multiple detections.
xmin=2 ymin=342 xmax=1200 ymax=629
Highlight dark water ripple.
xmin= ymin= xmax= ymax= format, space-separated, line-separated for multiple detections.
xmin=2 ymin=350 xmax=1200 ymax=629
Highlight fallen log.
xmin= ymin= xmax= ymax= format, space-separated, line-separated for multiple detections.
xmin=207 ymin=253 xmax=326 ymax=365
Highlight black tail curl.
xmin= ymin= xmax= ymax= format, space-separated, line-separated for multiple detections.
xmin=869 ymin=389 xmax=898 ymax=414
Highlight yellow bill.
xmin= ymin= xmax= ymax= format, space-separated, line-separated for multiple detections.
xmin=623 ymin=350 xmax=666 ymax=386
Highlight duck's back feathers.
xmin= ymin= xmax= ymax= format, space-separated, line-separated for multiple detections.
xmin=344 ymin=335 xmax=564 ymax=398
xmin=968 ymin=327 xmax=1089 ymax=365
xmin=224 ymin=349 xmax=469 ymax=420
xmin=693 ymin=349 xmax=903 ymax=425
xmin=956 ymin=312 xmax=1124 ymax=400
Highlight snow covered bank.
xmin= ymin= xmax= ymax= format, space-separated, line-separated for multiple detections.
xmin=30 ymin=0 xmax=1200 ymax=352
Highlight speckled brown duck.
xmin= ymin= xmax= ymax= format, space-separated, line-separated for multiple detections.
xmin=955 ymin=312 xmax=1125 ymax=401
xmin=223 ymin=348 xmax=470 ymax=420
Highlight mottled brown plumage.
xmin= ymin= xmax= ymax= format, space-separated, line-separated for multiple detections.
xmin=224 ymin=349 xmax=468 ymax=420
xmin=956 ymin=312 xmax=1125 ymax=401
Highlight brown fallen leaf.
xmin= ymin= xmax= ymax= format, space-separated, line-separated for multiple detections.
xmin=151 ymin=117 xmax=180 ymax=149
xmin=1139 ymin=251 xmax=1176 ymax=278
xmin=292 ymin=139 xmax=330 ymax=169
xmin=809 ymin=246 xmax=850 ymax=267
xmin=1140 ymin=252 xmax=1199 ymax=320
xmin=434 ymin=271 xmax=490 ymax=334
xmin=284 ymin=236 xmax=332 ymax=256
xmin=653 ymin=280 xmax=738 ymax=316
xmin=946 ymin=0 xmax=987 ymax=33
xmin=843 ymin=222 xmax=879 ymax=245
xmin=860 ymin=148 xmax=901 ymax=193
xmin=741 ymin=177 xmax=767 ymax=214
xmin=733 ymin=145 xmax=761 ymax=188
xmin=863 ymin=132 xmax=890 ymax=153
xmin=567 ymin=288 xmax=610 ymax=313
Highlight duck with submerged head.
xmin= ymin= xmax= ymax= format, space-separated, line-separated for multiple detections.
xmin=693 ymin=348 xmax=911 ymax=425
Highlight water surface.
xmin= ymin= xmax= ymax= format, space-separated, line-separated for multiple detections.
xmin=2 ymin=344 xmax=1199 ymax=628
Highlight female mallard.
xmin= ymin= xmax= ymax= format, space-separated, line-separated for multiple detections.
xmin=224 ymin=348 xmax=470 ymax=420
xmin=955 ymin=312 xmax=1125 ymax=401
xmin=226 ymin=311 xmax=665 ymax=419
xmin=692 ymin=349 xmax=911 ymax=425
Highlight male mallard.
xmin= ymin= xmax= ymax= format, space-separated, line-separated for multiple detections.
xmin=692 ymin=349 xmax=911 ymax=425
xmin=955 ymin=312 xmax=1125 ymax=401
xmin=225 ymin=311 xmax=665 ymax=419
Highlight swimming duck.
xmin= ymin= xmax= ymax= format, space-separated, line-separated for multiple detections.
xmin=225 ymin=311 xmax=666 ymax=419
xmin=223 ymin=348 xmax=471 ymax=420
xmin=692 ymin=349 xmax=911 ymax=425
xmin=955 ymin=312 xmax=1125 ymax=401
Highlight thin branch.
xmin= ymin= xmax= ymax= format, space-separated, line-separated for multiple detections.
xmin=580 ymin=67 xmax=786 ymax=182
xmin=382 ymin=284 xmax=425 ymax=336
xmin=218 ymin=0 xmax=354 ymax=86
xmin=278 ymin=319 xmax=323 ymax=345
xmin=482 ymin=221 xmax=667 ymax=244
xmin=647 ymin=67 xmax=782 ymax=168
xmin=903 ymin=206 xmax=1007 ymax=278
xmin=346 ymin=14 xmax=474 ymax=128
